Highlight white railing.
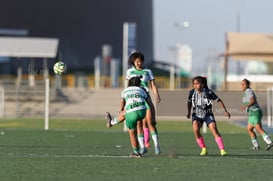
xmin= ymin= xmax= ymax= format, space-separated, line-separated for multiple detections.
xmin=267 ymin=87 xmax=273 ymax=128
xmin=0 ymin=86 xmax=4 ymax=117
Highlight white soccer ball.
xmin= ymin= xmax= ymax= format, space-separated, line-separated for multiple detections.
xmin=53 ymin=61 xmax=67 ymax=75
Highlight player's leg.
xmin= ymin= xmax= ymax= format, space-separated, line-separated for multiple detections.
xmin=143 ymin=101 xmax=153 ymax=148
xmin=149 ymin=100 xmax=157 ymax=126
xmin=105 ymin=111 xmax=125 ymax=128
xmin=247 ymin=123 xmax=260 ymax=150
xmin=126 ymin=112 xmax=142 ymax=158
xmin=254 ymin=123 xmax=273 ymax=150
xmin=142 ymin=118 xmax=150 ymax=148
xmin=208 ymin=121 xmax=226 ymax=156
xmin=145 ymin=108 xmax=160 ymax=155
xmin=193 ymin=119 xmax=207 ymax=156
xmin=128 ymin=128 xmax=141 ymax=158
xmin=136 ymin=118 xmax=147 ymax=155
xmin=127 ymin=110 xmax=147 ymax=156
xmin=247 ymin=111 xmax=263 ymax=150
xmin=251 ymin=110 xmax=273 ymax=150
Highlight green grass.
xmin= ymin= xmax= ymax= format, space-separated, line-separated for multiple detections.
xmin=0 ymin=118 xmax=273 ymax=181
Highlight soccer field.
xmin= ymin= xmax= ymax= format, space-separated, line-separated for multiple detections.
xmin=0 ymin=118 xmax=273 ymax=181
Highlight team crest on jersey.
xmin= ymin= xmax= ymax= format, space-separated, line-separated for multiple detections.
xmin=191 ymin=92 xmax=213 ymax=108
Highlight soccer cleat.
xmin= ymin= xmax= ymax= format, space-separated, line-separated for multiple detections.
xmin=200 ymin=148 xmax=208 ymax=156
xmin=265 ymin=142 xmax=273 ymax=151
xmin=220 ymin=149 xmax=227 ymax=156
xmin=155 ymin=145 xmax=161 ymax=155
xmin=252 ymin=146 xmax=260 ymax=150
xmin=130 ymin=152 xmax=141 ymax=158
xmin=139 ymin=147 xmax=148 ymax=155
xmin=105 ymin=112 xmax=112 ymax=128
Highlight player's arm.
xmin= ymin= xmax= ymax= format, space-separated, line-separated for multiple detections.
xmin=119 ymin=98 xmax=125 ymax=112
xmin=241 ymin=96 xmax=255 ymax=111
xmin=217 ymin=98 xmax=231 ymax=118
xmin=187 ymin=90 xmax=194 ymax=119
xmin=187 ymin=101 xmax=192 ymax=119
xmin=150 ymin=79 xmax=161 ymax=103
xmin=209 ymin=90 xmax=230 ymax=118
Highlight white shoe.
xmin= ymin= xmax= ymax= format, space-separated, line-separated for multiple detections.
xmin=155 ymin=145 xmax=161 ymax=155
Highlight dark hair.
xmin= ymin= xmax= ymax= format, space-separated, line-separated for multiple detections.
xmin=192 ymin=76 xmax=208 ymax=87
xmin=242 ymin=78 xmax=250 ymax=88
xmin=128 ymin=52 xmax=144 ymax=66
xmin=201 ymin=77 xmax=208 ymax=89
xmin=128 ymin=76 xmax=141 ymax=87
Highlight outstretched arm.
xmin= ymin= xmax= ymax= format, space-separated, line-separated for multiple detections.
xmin=217 ymin=99 xmax=231 ymax=118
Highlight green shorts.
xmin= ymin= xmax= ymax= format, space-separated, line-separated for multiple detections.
xmin=248 ymin=109 xmax=263 ymax=126
xmin=125 ymin=109 xmax=146 ymax=130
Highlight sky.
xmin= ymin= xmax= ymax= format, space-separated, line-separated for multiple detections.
xmin=153 ymin=0 xmax=273 ymax=76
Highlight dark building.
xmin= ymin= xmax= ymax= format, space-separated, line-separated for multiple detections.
xmin=0 ymin=0 xmax=153 ymax=74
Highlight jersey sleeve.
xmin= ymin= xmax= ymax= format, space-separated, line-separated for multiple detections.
xmin=140 ymin=87 xmax=149 ymax=100
xmin=245 ymin=88 xmax=254 ymax=99
xmin=188 ymin=89 xmax=194 ymax=102
xmin=125 ymin=69 xmax=130 ymax=80
xmin=207 ymin=89 xmax=219 ymax=101
xmin=146 ymin=69 xmax=154 ymax=81
xmin=139 ymin=87 xmax=148 ymax=99
xmin=121 ymin=90 xmax=125 ymax=99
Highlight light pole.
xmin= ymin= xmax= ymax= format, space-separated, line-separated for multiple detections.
xmin=236 ymin=0 xmax=245 ymax=76
xmin=174 ymin=21 xmax=190 ymax=88
xmin=236 ymin=9 xmax=241 ymax=76
xmin=168 ymin=46 xmax=176 ymax=90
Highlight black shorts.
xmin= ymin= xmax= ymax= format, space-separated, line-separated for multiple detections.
xmin=192 ymin=114 xmax=216 ymax=127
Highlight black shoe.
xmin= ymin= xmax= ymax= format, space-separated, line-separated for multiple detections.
xmin=105 ymin=112 xmax=112 ymax=128
xmin=265 ymin=143 xmax=273 ymax=151
xmin=130 ymin=152 xmax=141 ymax=158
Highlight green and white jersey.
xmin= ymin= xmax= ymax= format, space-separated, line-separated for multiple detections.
xmin=121 ymin=86 xmax=148 ymax=113
xmin=242 ymin=88 xmax=260 ymax=112
xmin=126 ymin=67 xmax=154 ymax=92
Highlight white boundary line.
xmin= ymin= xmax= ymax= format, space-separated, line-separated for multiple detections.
xmin=65 ymin=154 xmax=130 ymax=158
xmin=177 ymin=155 xmax=273 ymax=160
xmin=1 ymin=154 xmax=130 ymax=158
xmin=1 ymin=153 xmax=273 ymax=160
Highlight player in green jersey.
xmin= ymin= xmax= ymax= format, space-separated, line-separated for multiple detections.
xmin=126 ymin=52 xmax=161 ymax=154
xmin=105 ymin=76 xmax=154 ymax=157
xmin=240 ymin=78 xmax=273 ymax=150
